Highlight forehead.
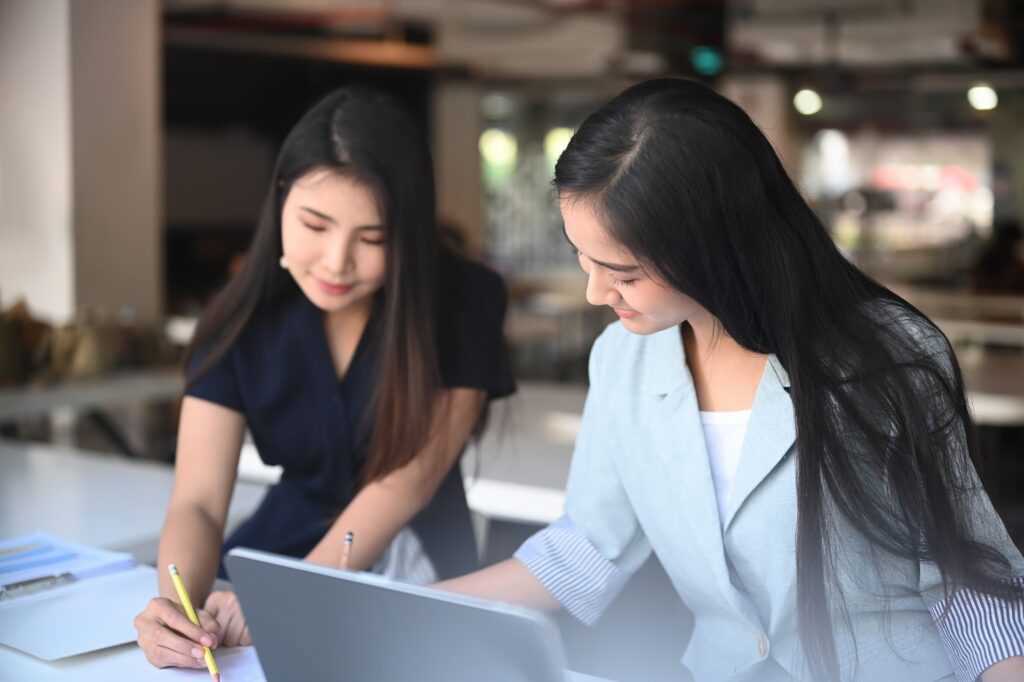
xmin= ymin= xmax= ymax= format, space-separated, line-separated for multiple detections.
xmin=559 ymin=196 xmax=635 ymax=261
xmin=288 ymin=169 xmax=380 ymax=219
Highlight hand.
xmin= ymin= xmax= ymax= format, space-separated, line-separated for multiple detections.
xmin=134 ymin=596 xmax=221 ymax=669
xmin=204 ymin=590 xmax=252 ymax=647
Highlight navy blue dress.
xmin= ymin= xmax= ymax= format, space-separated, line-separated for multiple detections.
xmin=185 ymin=253 xmax=515 ymax=579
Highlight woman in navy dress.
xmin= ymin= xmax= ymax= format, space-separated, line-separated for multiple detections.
xmin=135 ymin=87 xmax=514 ymax=670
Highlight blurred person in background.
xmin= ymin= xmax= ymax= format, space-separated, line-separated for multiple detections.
xmin=134 ymin=86 xmax=514 ymax=670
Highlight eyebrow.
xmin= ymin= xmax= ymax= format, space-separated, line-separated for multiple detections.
xmin=561 ymin=224 xmax=641 ymax=274
xmin=300 ymin=206 xmax=384 ymax=231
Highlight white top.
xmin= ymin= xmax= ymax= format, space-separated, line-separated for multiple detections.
xmin=699 ymin=409 xmax=752 ymax=525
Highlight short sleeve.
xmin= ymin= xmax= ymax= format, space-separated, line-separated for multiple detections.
xmin=515 ymin=327 xmax=651 ymax=624
xmin=184 ymin=343 xmax=244 ymax=412
xmin=437 ymin=255 xmax=515 ymax=400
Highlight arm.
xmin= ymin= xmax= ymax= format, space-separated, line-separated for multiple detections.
xmin=983 ymin=657 xmax=1024 ymax=681
xmin=157 ymin=397 xmax=246 ymax=602
xmin=304 ymin=387 xmax=486 ymax=570
xmin=433 ymin=557 xmax=561 ymax=612
xmin=134 ymin=396 xmax=245 ymax=668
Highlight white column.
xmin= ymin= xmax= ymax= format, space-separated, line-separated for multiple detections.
xmin=0 ymin=0 xmax=161 ymax=323
xmin=0 ymin=0 xmax=75 ymax=321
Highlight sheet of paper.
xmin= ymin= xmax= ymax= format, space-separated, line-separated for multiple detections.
xmin=160 ymin=647 xmax=266 ymax=682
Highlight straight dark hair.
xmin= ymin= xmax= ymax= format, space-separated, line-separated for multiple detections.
xmin=554 ymin=78 xmax=1022 ymax=679
xmin=184 ymin=86 xmax=442 ymax=484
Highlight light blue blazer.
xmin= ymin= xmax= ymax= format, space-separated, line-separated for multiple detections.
xmin=563 ymin=321 xmax=1024 ymax=681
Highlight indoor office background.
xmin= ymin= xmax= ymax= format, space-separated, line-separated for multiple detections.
xmin=1 ymin=1 xmax=1023 ymax=681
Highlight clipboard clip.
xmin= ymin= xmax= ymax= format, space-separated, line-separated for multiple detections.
xmin=0 ymin=572 xmax=76 ymax=600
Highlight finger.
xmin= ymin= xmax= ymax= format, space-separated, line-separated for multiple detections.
xmin=220 ymin=606 xmax=246 ymax=647
xmin=154 ymin=644 xmax=208 ymax=669
xmin=152 ymin=622 xmax=206 ymax=659
xmin=240 ymin=623 xmax=253 ymax=647
xmin=196 ymin=608 xmax=222 ymax=645
xmin=158 ymin=606 xmax=216 ymax=647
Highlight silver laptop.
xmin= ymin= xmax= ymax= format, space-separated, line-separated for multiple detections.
xmin=225 ymin=547 xmax=611 ymax=682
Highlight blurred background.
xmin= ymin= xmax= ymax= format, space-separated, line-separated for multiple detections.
xmin=2 ymin=1 xmax=1023 ymax=678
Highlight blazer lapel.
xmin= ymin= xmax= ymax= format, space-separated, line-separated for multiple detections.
xmin=644 ymin=327 xmax=738 ymax=605
xmin=723 ymin=356 xmax=796 ymax=530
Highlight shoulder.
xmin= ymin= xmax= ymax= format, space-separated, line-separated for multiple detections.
xmin=589 ymin=322 xmax=684 ymax=395
xmin=438 ymin=250 xmax=507 ymax=310
xmin=195 ymin=286 xmax=303 ymax=368
xmin=863 ymin=297 xmax=952 ymax=364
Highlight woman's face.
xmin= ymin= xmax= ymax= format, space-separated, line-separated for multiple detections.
xmin=280 ymin=169 xmax=388 ymax=317
xmin=560 ymin=196 xmax=703 ymax=335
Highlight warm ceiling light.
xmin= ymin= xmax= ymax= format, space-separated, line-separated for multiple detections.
xmin=967 ymin=84 xmax=998 ymax=111
xmin=793 ymin=88 xmax=823 ymax=116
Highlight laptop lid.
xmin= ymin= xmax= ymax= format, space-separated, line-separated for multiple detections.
xmin=225 ymin=547 xmax=570 ymax=682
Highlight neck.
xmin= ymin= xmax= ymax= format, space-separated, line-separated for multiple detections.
xmin=682 ymin=311 xmax=769 ymax=411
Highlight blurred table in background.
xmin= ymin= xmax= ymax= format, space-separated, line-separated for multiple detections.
xmin=0 ymin=438 xmax=265 ymax=564
xmin=0 ymin=370 xmax=182 ymax=422
xmin=0 ymin=369 xmax=183 ymax=459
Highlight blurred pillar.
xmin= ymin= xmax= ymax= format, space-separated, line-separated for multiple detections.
xmin=0 ymin=0 xmax=75 ymax=320
xmin=432 ymin=81 xmax=484 ymax=256
xmin=989 ymin=91 xmax=1024 ymax=223
xmin=718 ymin=74 xmax=800 ymax=178
xmin=0 ymin=0 xmax=161 ymax=323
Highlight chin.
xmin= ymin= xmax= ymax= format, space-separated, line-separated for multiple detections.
xmin=621 ymin=317 xmax=676 ymax=336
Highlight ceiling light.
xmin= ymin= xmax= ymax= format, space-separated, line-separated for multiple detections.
xmin=793 ymin=88 xmax=822 ymax=116
xmin=967 ymin=84 xmax=998 ymax=111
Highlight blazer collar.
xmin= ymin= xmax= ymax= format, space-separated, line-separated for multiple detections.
xmin=641 ymin=325 xmax=689 ymax=396
xmin=723 ymin=355 xmax=796 ymax=529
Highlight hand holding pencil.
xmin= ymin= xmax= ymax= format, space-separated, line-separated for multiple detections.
xmin=168 ymin=564 xmax=222 ymax=682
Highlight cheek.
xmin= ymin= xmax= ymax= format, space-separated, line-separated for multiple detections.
xmin=360 ymin=248 xmax=388 ymax=282
xmin=281 ymin=221 xmax=313 ymax=259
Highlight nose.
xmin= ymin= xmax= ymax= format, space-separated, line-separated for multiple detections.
xmin=584 ymin=265 xmax=619 ymax=307
xmin=322 ymin=233 xmax=354 ymax=275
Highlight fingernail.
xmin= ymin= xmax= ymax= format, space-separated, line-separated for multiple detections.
xmin=200 ymin=636 xmax=213 ymax=647
xmin=191 ymin=647 xmax=202 ymax=658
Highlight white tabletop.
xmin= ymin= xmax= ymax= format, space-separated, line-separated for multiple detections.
xmin=0 ymin=439 xmax=266 ymax=563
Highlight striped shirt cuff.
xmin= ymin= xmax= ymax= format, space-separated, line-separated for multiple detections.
xmin=930 ymin=578 xmax=1024 ymax=681
xmin=514 ymin=515 xmax=629 ymax=626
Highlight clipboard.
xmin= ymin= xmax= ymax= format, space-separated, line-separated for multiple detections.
xmin=0 ymin=533 xmax=156 ymax=660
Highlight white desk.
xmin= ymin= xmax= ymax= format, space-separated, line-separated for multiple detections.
xmin=0 ymin=439 xmax=266 ymax=563
xmin=0 ymin=439 xmax=269 ymax=680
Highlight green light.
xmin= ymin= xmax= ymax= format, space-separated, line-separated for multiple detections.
xmin=690 ymin=46 xmax=723 ymax=77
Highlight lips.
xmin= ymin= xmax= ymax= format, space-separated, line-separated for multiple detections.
xmin=612 ymin=307 xmax=639 ymax=319
xmin=315 ymin=278 xmax=354 ymax=295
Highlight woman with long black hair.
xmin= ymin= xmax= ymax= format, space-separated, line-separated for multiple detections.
xmin=439 ymin=79 xmax=1023 ymax=681
xmin=134 ymin=86 xmax=514 ymax=670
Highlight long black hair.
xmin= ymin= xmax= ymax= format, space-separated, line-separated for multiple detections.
xmin=184 ymin=86 xmax=443 ymax=484
xmin=554 ymin=78 xmax=1021 ymax=679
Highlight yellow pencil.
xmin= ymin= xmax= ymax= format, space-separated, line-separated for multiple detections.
xmin=167 ymin=564 xmax=221 ymax=682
